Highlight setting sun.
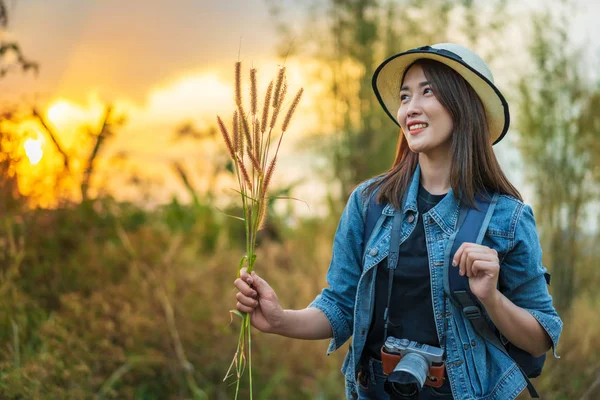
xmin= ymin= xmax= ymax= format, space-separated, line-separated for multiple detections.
xmin=24 ymin=137 xmax=44 ymax=165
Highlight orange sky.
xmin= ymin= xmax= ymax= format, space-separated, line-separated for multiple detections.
xmin=1 ymin=0 xmax=599 ymax=212
xmin=0 ymin=0 xmax=329 ymax=210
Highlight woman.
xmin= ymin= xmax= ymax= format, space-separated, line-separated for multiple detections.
xmin=234 ymin=43 xmax=562 ymax=400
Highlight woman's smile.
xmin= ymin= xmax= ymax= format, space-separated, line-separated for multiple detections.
xmin=407 ymin=121 xmax=429 ymax=135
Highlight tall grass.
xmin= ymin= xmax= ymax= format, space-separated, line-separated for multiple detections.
xmin=217 ymin=61 xmax=303 ymax=399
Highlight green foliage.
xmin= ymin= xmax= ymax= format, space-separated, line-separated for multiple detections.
xmin=268 ymin=0 xmax=508 ymax=209
xmin=0 ymin=193 xmax=347 ymax=399
xmin=516 ymin=6 xmax=600 ymax=313
xmin=1 ymin=186 xmax=599 ymax=398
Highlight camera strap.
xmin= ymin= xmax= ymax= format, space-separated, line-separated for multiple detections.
xmin=382 ymin=210 xmax=403 ymax=342
xmin=382 ymin=210 xmax=451 ymax=363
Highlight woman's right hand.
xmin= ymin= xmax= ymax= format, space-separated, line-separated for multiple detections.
xmin=234 ymin=268 xmax=285 ymax=333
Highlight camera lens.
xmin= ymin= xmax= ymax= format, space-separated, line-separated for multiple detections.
xmin=384 ymin=353 xmax=429 ymax=399
xmin=384 ymin=379 xmax=418 ymax=399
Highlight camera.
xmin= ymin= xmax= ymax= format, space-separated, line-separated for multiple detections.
xmin=380 ymin=337 xmax=446 ymax=398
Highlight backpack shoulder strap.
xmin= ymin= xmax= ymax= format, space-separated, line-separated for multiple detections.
xmin=445 ymin=192 xmax=540 ymax=398
xmin=445 ymin=193 xmax=497 ymax=306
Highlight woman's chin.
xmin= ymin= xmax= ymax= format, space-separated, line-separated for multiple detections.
xmin=407 ymin=142 xmax=428 ymax=154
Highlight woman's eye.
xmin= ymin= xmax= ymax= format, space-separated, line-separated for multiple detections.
xmin=424 ymin=87 xmax=433 ymax=95
xmin=400 ymin=94 xmax=409 ymax=102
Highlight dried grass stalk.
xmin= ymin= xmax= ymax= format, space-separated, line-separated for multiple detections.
xmin=248 ymin=149 xmax=262 ymax=174
xmin=282 ymin=88 xmax=304 ymax=133
xmin=250 ymin=68 xmax=258 ymax=116
xmin=253 ymin=118 xmax=260 ymax=157
xmin=261 ymin=81 xmax=273 ymax=134
xmin=261 ymin=156 xmax=277 ymax=195
xmin=239 ymin=107 xmax=252 ymax=154
xmin=235 ymin=62 xmax=242 ymax=108
xmin=217 ymin=116 xmax=235 ymax=160
xmin=270 ymin=83 xmax=287 ymax=129
xmin=236 ymin=154 xmax=253 ymax=190
xmin=220 ymin=60 xmax=304 ymax=400
xmin=257 ymin=197 xmax=268 ymax=231
xmin=233 ymin=110 xmax=240 ymax=153
xmin=272 ymin=67 xmax=285 ymax=109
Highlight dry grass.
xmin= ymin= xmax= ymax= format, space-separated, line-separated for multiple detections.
xmin=216 ymin=61 xmax=304 ymax=399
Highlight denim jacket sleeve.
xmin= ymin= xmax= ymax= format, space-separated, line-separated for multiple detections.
xmin=499 ymin=203 xmax=563 ymax=357
xmin=308 ymin=183 xmax=369 ymax=354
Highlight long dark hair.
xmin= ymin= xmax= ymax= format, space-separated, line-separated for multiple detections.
xmin=366 ymin=59 xmax=521 ymax=209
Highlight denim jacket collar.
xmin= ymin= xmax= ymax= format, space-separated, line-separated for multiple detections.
xmin=381 ymin=163 xmax=461 ymax=236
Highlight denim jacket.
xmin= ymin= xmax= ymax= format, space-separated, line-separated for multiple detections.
xmin=309 ymin=165 xmax=562 ymax=400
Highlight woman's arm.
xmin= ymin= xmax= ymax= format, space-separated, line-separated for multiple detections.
xmin=277 ymin=308 xmax=333 ymax=339
xmin=453 ymin=203 xmax=562 ymax=358
xmin=235 ymin=269 xmax=333 ymax=340
xmin=452 ymin=243 xmax=553 ymax=357
xmin=479 ymin=289 xmax=552 ymax=357
xmin=235 ymin=180 xmax=373 ymax=345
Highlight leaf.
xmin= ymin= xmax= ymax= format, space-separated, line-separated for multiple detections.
xmin=237 ymin=256 xmax=247 ymax=275
xmin=229 ymin=309 xmax=244 ymax=323
xmin=248 ymin=254 xmax=257 ymax=272
xmin=268 ymin=195 xmax=311 ymax=211
xmin=229 ymin=187 xmax=259 ymax=202
xmin=214 ymin=206 xmax=245 ymax=222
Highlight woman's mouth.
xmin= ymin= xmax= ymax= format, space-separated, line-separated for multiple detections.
xmin=408 ymin=122 xmax=428 ymax=135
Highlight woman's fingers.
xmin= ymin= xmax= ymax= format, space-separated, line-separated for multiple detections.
xmin=465 ymin=249 xmax=496 ymax=277
xmin=239 ymin=267 xmax=253 ymax=285
xmin=459 ymin=245 xmax=483 ymax=277
xmin=234 ymin=267 xmax=257 ymax=298
xmin=471 ymin=260 xmax=498 ymax=277
xmin=236 ymin=291 xmax=258 ymax=308
xmin=237 ymin=302 xmax=255 ymax=314
xmin=454 ymin=243 xmax=499 ymax=277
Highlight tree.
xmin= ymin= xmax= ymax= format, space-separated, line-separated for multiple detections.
xmin=0 ymin=0 xmax=38 ymax=77
xmin=267 ymin=0 xmax=509 ymax=209
xmin=0 ymin=0 xmax=38 ymax=214
xmin=516 ymin=7 xmax=600 ymax=313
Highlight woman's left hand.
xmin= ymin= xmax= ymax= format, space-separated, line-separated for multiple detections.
xmin=452 ymin=243 xmax=500 ymax=304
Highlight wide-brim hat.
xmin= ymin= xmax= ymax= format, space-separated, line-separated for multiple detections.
xmin=372 ymin=43 xmax=509 ymax=145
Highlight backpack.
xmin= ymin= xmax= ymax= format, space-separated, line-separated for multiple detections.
xmin=363 ymin=192 xmax=549 ymax=398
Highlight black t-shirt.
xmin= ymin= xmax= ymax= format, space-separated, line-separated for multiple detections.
xmin=364 ymin=184 xmax=446 ymax=360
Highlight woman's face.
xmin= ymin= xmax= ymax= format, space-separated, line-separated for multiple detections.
xmin=397 ymin=64 xmax=454 ymax=156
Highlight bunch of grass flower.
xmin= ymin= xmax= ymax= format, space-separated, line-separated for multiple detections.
xmin=217 ymin=62 xmax=303 ymax=400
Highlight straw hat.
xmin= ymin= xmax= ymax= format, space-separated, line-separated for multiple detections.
xmin=372 ymin=43 xmax=509 ymax=145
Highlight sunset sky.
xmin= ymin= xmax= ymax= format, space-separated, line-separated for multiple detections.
xmin=2 ymin=0 xmax=599 ymax=213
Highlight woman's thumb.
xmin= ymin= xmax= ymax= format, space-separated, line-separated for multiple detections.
xmin=250 ymin=271 xmax=270 ymax=293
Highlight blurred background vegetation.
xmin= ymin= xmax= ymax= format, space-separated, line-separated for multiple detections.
xmin=1 ymin=0 xmax=600 ymax=399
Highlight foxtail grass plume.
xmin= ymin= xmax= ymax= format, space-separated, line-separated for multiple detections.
xmin=217 ymin=116 xmax=235 ymax=161
xmin=250 ymin=68 xmax=258 ymax=116
xmin=270 ymin=83 xmax=287 ymax=129
xmin=261 ymin=81 xmax=273 ymax=134
xmin=235 ymin=62 xmax=242 ymax=108
xmin=239 ymin=107 xmax=253 ymax=155
xmin=272 ymin=66 xmax=285 ymax=109
xmin=282 ymin=88 xmax=303 ymax=133
xmin=233 ymin=110 xmax=240 ymax=153
xmin=217 ymin=60 xmax=303 ymax=400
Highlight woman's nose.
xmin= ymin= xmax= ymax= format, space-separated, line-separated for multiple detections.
xmin=406 ymin=97 xmax=422 ymax=118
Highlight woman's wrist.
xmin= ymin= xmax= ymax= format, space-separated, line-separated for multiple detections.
xmin=479 ymin=289 xmax=503 ymax=313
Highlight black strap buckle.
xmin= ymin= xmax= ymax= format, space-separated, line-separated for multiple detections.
xmin=463 ymin=305 xmax=482 ymax=320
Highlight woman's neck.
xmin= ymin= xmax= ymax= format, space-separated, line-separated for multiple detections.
xmin=418 ymin=152 xmax=451 ymax=195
